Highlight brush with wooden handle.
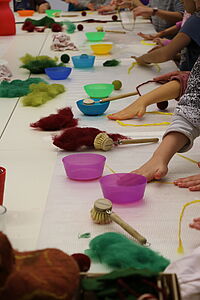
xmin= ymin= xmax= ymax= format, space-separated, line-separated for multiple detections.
xmin=83 ymin=91 xmax=138 ymax=105
xmin=94 ymin=132 xmax=159 ymax=151
xmin=91 ymin=198 xmax=147 ymax=245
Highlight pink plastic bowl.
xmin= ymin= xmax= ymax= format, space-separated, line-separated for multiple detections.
xmin=99 ymin=173 xmax=147 ymax=204
xmin=62 ymin=153 xmax=106 ymax=181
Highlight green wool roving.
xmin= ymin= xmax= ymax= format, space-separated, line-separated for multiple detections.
xmin=103 ymin=59 xmax=120 ymax=67
xmin=22 ymin=82 xmax=65 ymax=107
xmin=85 ymin=232 xmax=170 ymax=272
xmin=20 ymin=54 xmax=63 ymax=74
xmin=25 ymin=16 xmax=60 ymax=28
xmin=62 ymin=21 xmax=76 ymax=34
xmin=0 ymin=78 xmax=46 ymax=98
xmin=81 ymin=268 xmax=161 ymax=299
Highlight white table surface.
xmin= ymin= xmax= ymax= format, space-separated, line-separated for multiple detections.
xmin=1 ymin=12 xmax=200 ymax=273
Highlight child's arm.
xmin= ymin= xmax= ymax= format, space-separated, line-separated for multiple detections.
xmin=137 ymin=24 xmax=180 ymax=41
xmin=108 ymin=79 xmax=181 ymax=120
xmin=133 ymin=32 xmax=191 ymax=65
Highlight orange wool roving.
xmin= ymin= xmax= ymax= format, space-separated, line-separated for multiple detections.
xmin=0 ymin=232 xmax=80 ymax=300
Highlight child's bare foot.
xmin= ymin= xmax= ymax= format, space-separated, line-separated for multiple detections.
xmin=107 ymin=101 xmax=146 ymax=120
xmin=174 ymin=174 xmax=200 ymax=191
xmin=131 ymin=157 xmax=168 ymax=182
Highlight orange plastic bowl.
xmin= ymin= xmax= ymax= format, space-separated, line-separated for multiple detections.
xmin=17 ymin=10 xmax=35 ymax=16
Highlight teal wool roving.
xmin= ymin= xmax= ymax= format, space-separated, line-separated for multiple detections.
xmin=85 ymin=232 xmax=170 ymax=272
xmin=0 ymin=78 xmax=46 ymax=98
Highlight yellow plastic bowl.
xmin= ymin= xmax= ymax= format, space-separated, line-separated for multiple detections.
xmin=90 ymin=43 xmax=113 ymax=55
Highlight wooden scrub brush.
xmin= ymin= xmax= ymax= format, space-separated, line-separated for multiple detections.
xmin=94 ymin=132 xmax=159 ymax=151
xmin=91 ymin=198 xmax=147 ymax=245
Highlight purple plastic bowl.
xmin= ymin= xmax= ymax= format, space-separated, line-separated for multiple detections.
xmin=62 ymin=153 xmax=106 ymax=181
xmin=99 ymin=173 xmax=147 ymax=204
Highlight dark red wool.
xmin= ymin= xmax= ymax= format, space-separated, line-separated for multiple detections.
xmin=30 ymin=107 xmax=78 ymax=131
xmin=51 ymin=23 xmax=63 ymax=32
xmin=22 ymin=21 xmax=35 ymax=32
xmin=71 ymin=253 xmax=91 ymax=272
xmin=53 ymin=127 xmax=128 ymax=151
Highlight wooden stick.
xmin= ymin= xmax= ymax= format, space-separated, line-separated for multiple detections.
xmin=105 ymin=30 xmax=126 ymax=34
xmin=118 ymin=138 xmax=159 ymax=145
xmin=110 ymin=213 xmax=147 ymax=245
xmin=100 ymin=91 xmax=138 ymax=103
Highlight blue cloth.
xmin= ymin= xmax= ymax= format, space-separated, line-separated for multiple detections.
xmin=179 ymin=13 xmax=200 ymax=71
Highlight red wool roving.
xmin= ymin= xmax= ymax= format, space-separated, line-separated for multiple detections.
xmin=30 ymin=107 xmax=78 ymax=131
xmin=53 ymin=126 xmax=128 ymax=151
xmin=71 ymin=253 xmax=91 ymax=272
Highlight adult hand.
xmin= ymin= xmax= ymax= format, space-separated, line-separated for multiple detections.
xmin=38 ymin=3 xmax=50 ymax=13
xmin=97 ymin=4 xmax=116 ymax=13
xmin=133 ymin=6 xmax=153 ymax=18
xmin=107 ymin=99 xmax=146 ymax=120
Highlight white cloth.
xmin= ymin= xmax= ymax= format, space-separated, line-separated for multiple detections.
xmin=165 ymin=246 xmax=200 ymax=300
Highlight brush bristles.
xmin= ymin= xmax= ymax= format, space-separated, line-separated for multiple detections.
xmin=94 ymin=133 xmax=113 ymax=151
xmin=90 ymin=208 xmax=112 ymax=224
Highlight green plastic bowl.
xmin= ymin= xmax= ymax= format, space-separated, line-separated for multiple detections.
xmin=45 ymin=9 xmax=62 ymax=17
xmin=85 ymin=32 xmax=105 ymax=42
xmin=84 ymin=83 xmax=114 ymax=98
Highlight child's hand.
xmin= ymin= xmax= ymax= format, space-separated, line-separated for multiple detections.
xmin=174 ymin=173 xmax=200 ymax=191
xmin=131 ymin=157 xmax=168 ymax=182
xmin=137 ymin=32 xmax=158 ymax=40
xmin=131 ymin=56 xmax=150 ymax=67
xmin=189 ymin=218 xmax=200 ymax=230
xmin=107 ymin=100 xmax=146 ymax=120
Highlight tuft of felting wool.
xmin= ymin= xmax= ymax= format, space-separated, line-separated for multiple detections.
xmin=0 ymin=78 xmax=46 ymax=98
xmin=103 ymin=59 xmax=120 ymax=67
xmin=22 ymin=82 xmax=65 ymax=107
xmin=51 ymin=23 xmax=63 ymax=32
xmin=62 ymin=21 xmax=76 ymax=34
xmin=85 ymin=232 xmax=170 ymax=273
xmin=20 ymin=54 xmax=63 ymax=74
xmin=30 ymin=107 xmax=78 ymax=131
xmin=24 ymin=16 xmax=59 ymax=28
xmin=52 ymin=127 xmax=128 ymax=151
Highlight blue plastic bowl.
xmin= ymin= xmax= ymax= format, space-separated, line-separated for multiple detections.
xmin=45 ymin=67 xmax=72 ymax=80
xmin=76 ymin=99 xmax=109 ymax=116
xmin=72 ymin=54 xmax=95 ymax=68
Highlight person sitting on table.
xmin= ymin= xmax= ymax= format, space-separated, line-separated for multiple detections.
xmin=133 ymin=0 xmax=200 ymax=71
xmin=13 ymin=0 xmax=50 ymax=13
xmin=108 ymin=70 xmax=190 ymax=120
xmin=131 ymin=55 xmax=200 ymax=191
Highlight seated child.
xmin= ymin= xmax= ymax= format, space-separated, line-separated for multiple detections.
xmin=131 ymin=55 xmax=200 ymax=191
xmin=133 ymin=0 xmax=200 ymax=71
xmin=108 ymin=71 xmax=190 ymax=120
xmin=13 ymin=0 xmax=50 ymax=13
